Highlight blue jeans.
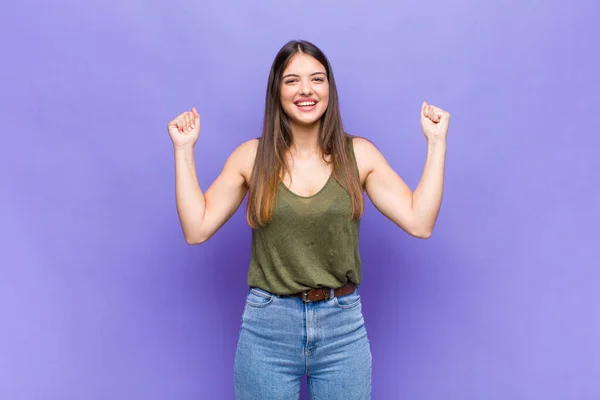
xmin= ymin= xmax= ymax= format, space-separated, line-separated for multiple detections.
xmin=234 ymin=285 xmax=372 ymax=399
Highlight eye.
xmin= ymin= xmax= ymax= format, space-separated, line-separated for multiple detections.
xmin=284 ymin=79 xmax=297 ymax=84
xmin=313 ymin=77 xmax=325 ymax=82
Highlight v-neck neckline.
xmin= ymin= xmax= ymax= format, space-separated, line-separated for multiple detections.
xmin=279 ymin=171 xmax=334 ymax=199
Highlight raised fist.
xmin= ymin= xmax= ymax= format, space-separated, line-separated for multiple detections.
xmin=168 ymin=107 xmax=200 ymax=149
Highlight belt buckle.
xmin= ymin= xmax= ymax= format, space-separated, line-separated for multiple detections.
xmin=302 ymin=291 xmax=312 ymax=303
xmin=302 ymin=288 xmax=332 ymax=302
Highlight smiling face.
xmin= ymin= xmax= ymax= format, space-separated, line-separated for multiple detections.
xmin=279 ymin=53 xmax=330 ymax=128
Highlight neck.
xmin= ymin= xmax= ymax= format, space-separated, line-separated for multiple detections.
xmin=289 ymin=120 xmax=320 ymax=157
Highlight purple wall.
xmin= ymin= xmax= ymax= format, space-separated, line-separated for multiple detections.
xmin=2 ymin=0 xmax=599 ymax=398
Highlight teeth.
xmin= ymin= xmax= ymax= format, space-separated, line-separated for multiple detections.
xmin=297 ymin=102 xmax=316 ymax=106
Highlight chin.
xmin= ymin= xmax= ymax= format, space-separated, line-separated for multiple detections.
xmin=296 ymin=114 xmax=321 ymax=125
xmin=286 ymin=109 xmax=326 ymax=127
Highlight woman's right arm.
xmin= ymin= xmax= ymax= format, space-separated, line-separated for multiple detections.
xmin=169 ymin=108 xmax=255 ymax=244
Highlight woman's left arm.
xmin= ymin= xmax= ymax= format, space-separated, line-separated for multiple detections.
xmin=355 ymin=101 xmax=450 ymax=239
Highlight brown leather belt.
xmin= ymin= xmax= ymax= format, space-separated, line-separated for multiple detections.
xmin=287 ymin=282 xmax=356 ymax=303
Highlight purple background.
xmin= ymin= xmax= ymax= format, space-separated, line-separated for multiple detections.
xmin=2 ymin=0 xmax=599 ymax=398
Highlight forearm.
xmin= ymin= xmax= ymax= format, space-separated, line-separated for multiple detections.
xmin=412 ymin=139 xmax=446 ymax=236
xmin=174 ymin=147 xmax=206 ymax=243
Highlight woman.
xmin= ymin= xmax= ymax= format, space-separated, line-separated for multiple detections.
xmin=168 ymin=40 xmax=449 ymax=399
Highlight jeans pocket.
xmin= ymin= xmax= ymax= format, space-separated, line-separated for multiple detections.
xmin=245 ymin=287 xmax=275 ymax=308
xmin=333 ymin=288 xmax=361 ymax=309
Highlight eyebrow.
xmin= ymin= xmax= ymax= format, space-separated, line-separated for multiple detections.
xmin=282 ymin=72 xmax=327 ymax=79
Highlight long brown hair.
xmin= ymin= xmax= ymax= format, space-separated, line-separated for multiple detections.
xmin=247 ymin=40 xmax=363 ymax=228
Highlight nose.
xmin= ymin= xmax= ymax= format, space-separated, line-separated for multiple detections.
xmin=299 ymin=79 xmax=313 ymax=96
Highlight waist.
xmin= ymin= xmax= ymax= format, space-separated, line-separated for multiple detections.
xmin=282 ymin=281 xmax=356 ymax=303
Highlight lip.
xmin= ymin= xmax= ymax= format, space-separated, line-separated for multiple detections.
xmin=294 ymin=98 xmax=318 ymax=105
xmin=294 ymin=98 xmax=319 ymax=112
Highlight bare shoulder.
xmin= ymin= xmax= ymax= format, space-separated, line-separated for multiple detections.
xmin=229 ymin=138 xmax=258 ymax=182
xmin=231 ymin=138 xmax=259 ymax=159
xmin=351 ymin=136 xmax=377 ymax=154
xmin=351 ymin=136 xmax=384 ymax=176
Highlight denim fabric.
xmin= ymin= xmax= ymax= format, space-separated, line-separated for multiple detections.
xmin=234 ymin=285 xmax=372 ymax=399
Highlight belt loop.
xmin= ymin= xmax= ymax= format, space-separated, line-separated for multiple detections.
xmin=330 ymin=287 xmax=334 ymax=299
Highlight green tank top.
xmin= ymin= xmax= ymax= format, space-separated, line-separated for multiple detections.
xmin=247 ymin=136 xmax=362 ymax=295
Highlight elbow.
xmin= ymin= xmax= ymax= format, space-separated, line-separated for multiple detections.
xmin=409 ymin=226 xmax=433 ymax=239
xmin=414 ymin=230 xmax=432 ymax=239
xmin=184 ymin=231 xmax=209 ymax=245
xmin=185 ymin=237 xmax=204 ymax=245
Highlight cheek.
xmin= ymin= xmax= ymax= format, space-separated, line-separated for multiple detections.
xmin=280 ymin=87 xmax=294 ymax=103
xmin=318 ymin=87 xmax=329 ymax=103
xmin=319 ymin=91 xmax=329 ymax=110
xmin=279 ymin=91 xmax=293 ymax=112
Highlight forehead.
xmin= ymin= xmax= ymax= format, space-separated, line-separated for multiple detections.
xmin=283 ymin=53 xmax=326 ymax=75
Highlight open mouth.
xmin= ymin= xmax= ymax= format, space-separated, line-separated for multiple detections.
xmin=295 ymin=101 xmax=317 ymax=106
xmin=294 ymin=99 xmax=318 ymax=111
